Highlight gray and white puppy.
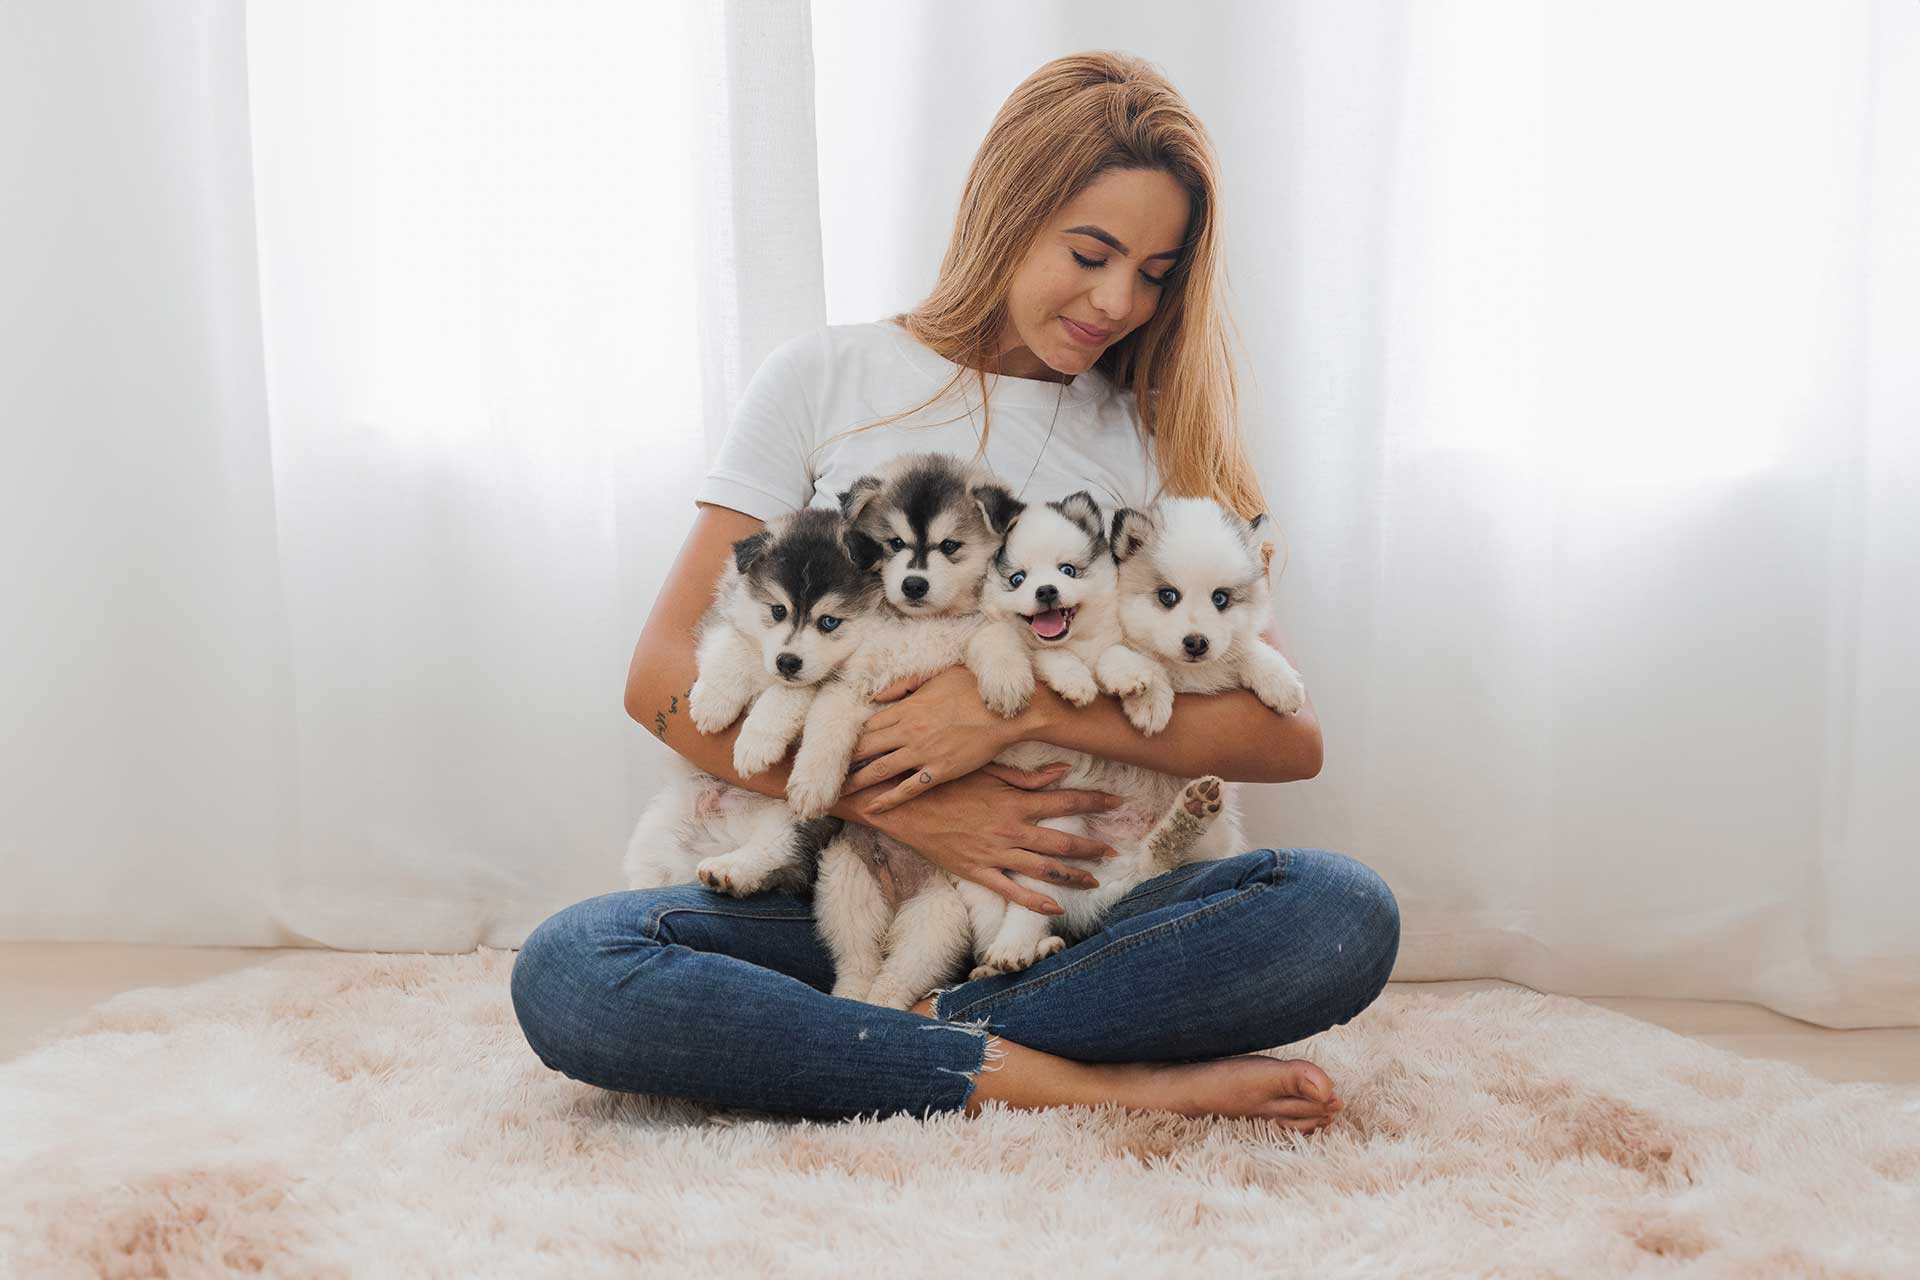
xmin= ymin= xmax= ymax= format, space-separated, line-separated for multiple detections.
xmin=623 ymin=506 xmax=880 ymax=897
xmin=1108 ymin=496 xmax=1307 ymax=735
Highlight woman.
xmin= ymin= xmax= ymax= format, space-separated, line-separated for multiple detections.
xmin=512 ymin=51 xmax=1399 ymax=1130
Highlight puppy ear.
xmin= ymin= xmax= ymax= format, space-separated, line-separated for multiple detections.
xmin=837 ymin=475 xmax=883 ymax=522
xmin=972 ymin=483 xmax=1025 ymax=536
xmin=1110 ymin=507 xmax=1155 ymax=563
xmin=1053 ymin=491 xmax=1104 ymax=541
xmin=731 ymin=529 xmax=773 ymax=574
xmin=843 ymin=527 xmax=884 ymax=572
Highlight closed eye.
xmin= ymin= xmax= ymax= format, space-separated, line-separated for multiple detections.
xmin=1071 ymin=249 xmax=1169 ymax=288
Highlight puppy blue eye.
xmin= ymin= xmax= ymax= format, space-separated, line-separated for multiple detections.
xmin=939 ymin=540 xmax=961 ymax=555
xmin=1156 ymin=587 xmax=1180 ymax=608
xmin=817 ymin=615 xmax=840 ymax=632
xmin=1009 ymin=571 xmax=1026 ymax=588
xmin=770 ymin=604 xmax=787 ymax=622
xmin=1212 ymin=589 xmax=1231 ymax=610
xmin=886 ymin=537 xmax=906 ymax=553
xmin=1058 ymin=563 xmax=1078 ymax=578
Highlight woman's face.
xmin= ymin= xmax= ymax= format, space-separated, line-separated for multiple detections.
xmin=995 ymin=166 xmax=1190 ymax=382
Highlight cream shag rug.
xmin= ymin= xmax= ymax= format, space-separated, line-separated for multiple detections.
xmin=2 ymin=948 xmax=1918 ymax=1278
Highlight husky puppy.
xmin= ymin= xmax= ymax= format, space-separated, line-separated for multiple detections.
xmin=622 ymin=506 xmax=880 ymax=897
xmin=785 ymin=452 xmax=1037 ymax=1009
xmin=1107 ymin=497 xmax=1307 ymax=736
xmin=952 ymin=487 xmax=1242 ymax=980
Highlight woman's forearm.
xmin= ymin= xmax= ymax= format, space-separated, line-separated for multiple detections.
xmin=1010 ymin=680 xmax=1322 ymax=784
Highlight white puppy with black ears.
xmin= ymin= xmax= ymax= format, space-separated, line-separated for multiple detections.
xmin=1107 ymin=496 xmax=1307 ymax=735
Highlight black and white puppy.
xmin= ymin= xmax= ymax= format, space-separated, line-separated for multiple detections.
xmin=1108 ymin=497 xmax=1307 ymax=735
xmin=622 ymin=506 xmax=880 ymax=896
xmin=787 ymin=452 xmax=1033 ymax=1009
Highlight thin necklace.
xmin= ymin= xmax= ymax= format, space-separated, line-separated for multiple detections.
xmin=971 ymin=365 xmax=1067 ymax=499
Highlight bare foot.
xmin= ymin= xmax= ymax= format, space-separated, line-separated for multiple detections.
xmin=908 ymin=995 xmax=1343 ymax=1132
xmin=1120 ymin=1055 xmax=1344 ymax=1132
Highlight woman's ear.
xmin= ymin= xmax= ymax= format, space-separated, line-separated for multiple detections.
xmin=971 ymin=483 xmax=1025 ymax=537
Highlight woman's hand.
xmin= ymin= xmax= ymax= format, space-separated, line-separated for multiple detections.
xmin=845 ymin=666 xmax=1030 ymax=810
xmin=842 ymin=761 xmax=1123 ymax=916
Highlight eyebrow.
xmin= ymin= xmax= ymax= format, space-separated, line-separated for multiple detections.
xmin=1064 ymin=225 xmax=1181 ymax=262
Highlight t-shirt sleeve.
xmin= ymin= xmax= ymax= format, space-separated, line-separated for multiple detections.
xmin=694 ymin=328 xmax=826 ymax=519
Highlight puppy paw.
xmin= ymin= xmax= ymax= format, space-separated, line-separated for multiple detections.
xmin=695 ymin=852 xmax=771 ymax=898
xmin=1123 ymin=685 xmax=1174 ymax=736
xmin=688 ymin=680 xmax=744 ymax=735
xmin=1048 ymin=669 xmax=1100 ymax=707
xmin=830 ymin=972 xmax=878 ymax=1003
xmin=968 ymin=934 xmax=1066 ymax=980
xmin=1182 ymin=775 xmax=1224 ymax=818
xmin=977 ymin=664 xmax=1035 ymax=718
xmin=860 ymin=980 xmax=920 ymax=1011
xmin=1251 ymin=668 xmax=1306 ymax=715
xmin=731 ymin=725 xmax=788 ymax=777
xmin=784 ymin=763 xmax=843 ymax=821
xmin=1101 ymin=665 xmax=1153 ymax=700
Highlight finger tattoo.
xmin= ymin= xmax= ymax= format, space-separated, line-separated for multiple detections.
xmin=918 ymin=771 xmax=934 ymax=785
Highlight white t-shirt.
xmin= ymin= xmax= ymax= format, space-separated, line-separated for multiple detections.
xmin=695 ymin=318 xmax=1160 ymax=520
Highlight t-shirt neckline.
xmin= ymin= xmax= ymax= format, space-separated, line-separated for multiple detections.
xmin=880 ymin=317 xmax=1106 ymax=409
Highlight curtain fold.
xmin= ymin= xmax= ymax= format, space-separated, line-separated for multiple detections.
xmin=3 ymin=0 xmax=1913 ymax=1028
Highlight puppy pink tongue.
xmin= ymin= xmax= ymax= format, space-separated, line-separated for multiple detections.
xmin=1030 ymin=609 xmax=1069 ymax=639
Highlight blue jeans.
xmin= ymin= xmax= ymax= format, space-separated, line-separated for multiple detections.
xmin=511 ymin=846 xmax=1400 ymax=1122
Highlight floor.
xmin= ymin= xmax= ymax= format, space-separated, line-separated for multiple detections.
xmin=3 ymin=942 xmax=1916 ymax=1087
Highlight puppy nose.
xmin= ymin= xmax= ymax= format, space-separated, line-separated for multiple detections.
xmin=775 ymin=652 xmax=803 ymax=678
xmin=1181 ymin=634 xmax=1209 ymax=657
xmin=901 ymin=576 xmax=929 ymax=599
xmin=1034 ymin=583 xmax=1059 ymax=606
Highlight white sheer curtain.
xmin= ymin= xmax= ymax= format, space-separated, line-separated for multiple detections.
xmin=3 ymin=0 xmax=1913 ymax=1028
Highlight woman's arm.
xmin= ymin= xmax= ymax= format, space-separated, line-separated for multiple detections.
xmin=845 ymin=619 xmax=1322 ymax=811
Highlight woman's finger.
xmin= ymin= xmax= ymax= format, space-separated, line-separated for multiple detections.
xmin=1023 ymin=826 xmax=1121 ymax=862
xmin=976 ymin=869 xmax=1064 ymax=916
xmin=861 ymin=705 xmax=901 ymax=734
xmin=980 ymin=761 xmax=1071 ymax=791
xmin=851 ymin=724 xmax=908 ymax=760
xmin=871 ymin=671 xmax=932 ymax=703
xmin=863 ymin=768 xmax=940 ymax=815
xmin=1015 ymin=851 xmax=1099 ymax=891
xmin=1024 ymin=787 xmax=1126 ymax=820
xmin=845 ymin=746 xmax=911 ymax=789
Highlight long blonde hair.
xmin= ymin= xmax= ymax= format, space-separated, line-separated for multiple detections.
xmin=850 ymin=50 xmax=1264 ymax=520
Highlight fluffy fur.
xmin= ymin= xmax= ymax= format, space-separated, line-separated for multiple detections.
xmin=788 ymin=453 xmax=1019 ymax=1010
xmin=1109 ymin=497 xmax=1307 ymax=735
xmin=957 ymin=488 xmax=1242 ymax=980
xmin=623 ymin=507 xmax=878 ymax=897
